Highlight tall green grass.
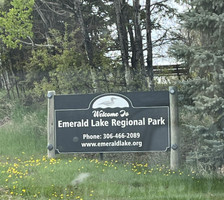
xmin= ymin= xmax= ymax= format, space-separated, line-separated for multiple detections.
xmin=0 ymin=102 xmax=47 ymax=157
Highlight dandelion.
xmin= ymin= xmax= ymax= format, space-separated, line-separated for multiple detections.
xmin=42 ymin=156 xmax=47 ymax=161
xmin=14 ymin=163 xmax=19 ymax=168
xmin=22 ymin=189 xmax=26 ymax=193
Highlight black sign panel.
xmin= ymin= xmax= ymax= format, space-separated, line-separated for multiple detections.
xmin=54 ymin=92 xmax=170 ymax=153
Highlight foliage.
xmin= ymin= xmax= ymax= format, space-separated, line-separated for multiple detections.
xmin=170 ymin=0 xmax=224 ymax=171
xmin=23 ymin=25 xmax=129 ymax=102
xmin=0 ymin=0 xmax=34 ymax=48
xmin=0 ymin=0 xmax=180 ymax=98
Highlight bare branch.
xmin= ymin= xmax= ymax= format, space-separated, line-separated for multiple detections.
xmin=151 ymin=0 xmax=168 ymax=12
xmin=18 ymin=37 xmax=54 ymax=48
xmin=39 ymin=0 xmax=74 ymax=16
xmin=34 ymin=3 xmax=49 ymax=27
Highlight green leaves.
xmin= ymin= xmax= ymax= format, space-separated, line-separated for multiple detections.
xmin=170 ymin=0 xmax=224 ymax=172
xmin=0 ymin=0 xmax=34 ymax=48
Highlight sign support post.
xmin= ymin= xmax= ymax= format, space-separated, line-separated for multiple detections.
xmin=169 ymin=86 xmax=180 ymax=170
xmin=47 ymin=91 xmax=56 ymax=158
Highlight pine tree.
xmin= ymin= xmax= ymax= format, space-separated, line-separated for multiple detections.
xmin=170 ymin=0 xmax=224 ymax=171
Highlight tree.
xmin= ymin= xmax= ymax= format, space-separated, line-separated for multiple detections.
xmin=146 ymin=0 xmax=154 ymax=90
xmin=170 ymin=0 xmax=224 ymax=171
xmin=0 ymin=0 xmax=34 ymax=48
xmin=0 ymin=0 xmax=35 ymax=99
xmin=32 ymin=0 xmax=119 ymax=93
xmin=114 ymin=0 xmax=131 ymax=89
xmin=113 ymin=0 xmax=176 ymax=91
xmin=0 ymin=0 xmax=179 ymax=100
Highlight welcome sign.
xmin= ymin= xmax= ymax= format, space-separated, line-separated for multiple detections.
xmin=54 ymin=92 xmax=170 ymax=153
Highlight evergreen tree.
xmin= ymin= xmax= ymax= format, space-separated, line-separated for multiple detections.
xmin=170 ymin=0 xmax=224 ymax=171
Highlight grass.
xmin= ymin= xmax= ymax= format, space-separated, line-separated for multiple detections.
xmin=1 ymin=155 xmax=224 ymax=200
xmin=0 ymin=102 xmax=46 ymax=157
xmin=0 ymin=101 xmax=224 ymax=199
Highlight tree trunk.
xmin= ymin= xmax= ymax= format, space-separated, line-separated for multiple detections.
xmin=73 ymin=0 xmax=99 ymax=93
xmin=0 ymin=69 xmax=11 ymax=99
xmin=133 ymin=0 xmax=145 ymax=72
xmin=133 ymin=0 xmax=149 ymax=89
xmin=114 ymin=0 xmax=131 ymax=89
xmin=8 ymin=52 xmax=20 ymax=98
xmin=146 ymin=0 xmax=154 ymax=91
xmin=127 ymin=24 xmax=136 ymax=71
